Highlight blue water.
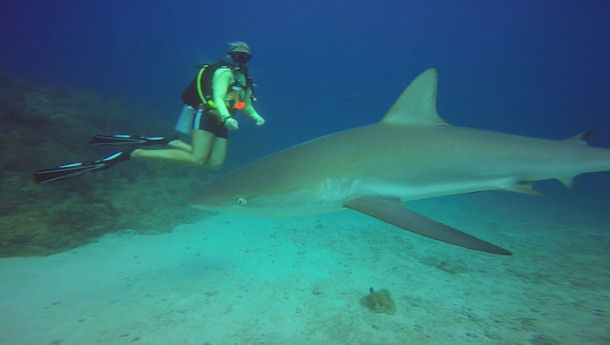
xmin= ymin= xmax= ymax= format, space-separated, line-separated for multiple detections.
xmin=3 ymin=0 xmax=609 ymax=163
xmin=2 ymin=1 xmax=610 ymax=344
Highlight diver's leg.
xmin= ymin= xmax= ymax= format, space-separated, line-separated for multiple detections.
xmin=167 ymin=139 xmax=192 ymax=152
xmin=131 ymin=130 xmax=214 ymax=166
xmin=205 ymin=137 xmax=228 ymax=169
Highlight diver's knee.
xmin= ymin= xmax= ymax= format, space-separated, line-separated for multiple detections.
xmin=192 ymin=157 xmax=207 ymax=166
xmin=206 ymin=161 xmax=224 ymax=170
xmin=188 ymin=153 xmax=207 ymax=166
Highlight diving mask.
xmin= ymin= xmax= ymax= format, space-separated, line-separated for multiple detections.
xmin=229 ymin=52 xmax=251 ymax=64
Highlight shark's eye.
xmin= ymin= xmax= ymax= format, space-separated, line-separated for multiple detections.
xmin=236 ymin=197 xmax=248 ymax=207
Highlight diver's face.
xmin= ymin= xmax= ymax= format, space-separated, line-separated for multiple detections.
xmin=229 ymin=52 xmax=251 ymax=64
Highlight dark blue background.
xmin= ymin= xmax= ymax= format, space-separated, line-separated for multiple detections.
xmin=2 ymin=0 xmax=609 ymax=168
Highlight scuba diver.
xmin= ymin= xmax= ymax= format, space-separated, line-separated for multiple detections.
xmin=34 ymin=41 xmax=265 ymax=184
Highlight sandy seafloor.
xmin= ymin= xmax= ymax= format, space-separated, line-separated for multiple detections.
xmin=1 ymin=176 xmax=609 ymax=345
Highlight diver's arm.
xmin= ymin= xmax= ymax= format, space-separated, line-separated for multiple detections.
xmin=211 ymin=68 xmax=232 ymax=120
xmin=211 ymin=68 xmax=239 ymax=130
xmin=244 ymin=89 xmax=265 ymax=125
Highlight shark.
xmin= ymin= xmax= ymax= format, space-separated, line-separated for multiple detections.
xmin=190 ymin=68 xmax=610 ymax=255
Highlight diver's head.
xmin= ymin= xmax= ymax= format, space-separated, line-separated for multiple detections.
xmin=228 ymin=41 xmax=252 ymax=64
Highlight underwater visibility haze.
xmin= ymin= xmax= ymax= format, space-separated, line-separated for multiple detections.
xmin=1 ymin=1 xmax=609 ymax=344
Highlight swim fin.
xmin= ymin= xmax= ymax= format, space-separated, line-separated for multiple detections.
xmin=34 ymin=151 xmax=130 ymax=184
xmin=89 ymin=134 xmax=172 ymax=146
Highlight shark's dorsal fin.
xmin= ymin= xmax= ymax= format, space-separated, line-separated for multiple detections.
xmin=381 ymin=68 xmax=449 ymax=126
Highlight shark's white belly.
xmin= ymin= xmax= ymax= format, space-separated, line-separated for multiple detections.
xmin=349 ymin=177 xmax=518 ymax=202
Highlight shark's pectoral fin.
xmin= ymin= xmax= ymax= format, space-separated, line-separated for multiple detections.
xmin=343 ymin=196 xmax=513 ymax=256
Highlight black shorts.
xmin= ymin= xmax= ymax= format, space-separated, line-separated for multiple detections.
xmin=194 ymin=108 xmax=228 ymax=139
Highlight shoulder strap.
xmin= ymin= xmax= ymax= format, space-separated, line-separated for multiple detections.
xmin=197 ymin=61 xmax=231 ymax=108
xmin=196 ymin=64 xmax=209 ymax=104
xmin=195 ymin=61 xmax=256 ymax=108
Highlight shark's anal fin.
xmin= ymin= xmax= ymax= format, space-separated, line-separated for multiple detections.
xmin=555 ymin=130 xmax=596 ymax=189
xmin=501 ymin=181 xmax=543 ymax=196
xmin=344 ymin=196 xmax=513 ymax=256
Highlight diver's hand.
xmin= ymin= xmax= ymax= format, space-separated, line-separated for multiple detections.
xmin=253 ymin=115 xmax=265 ymax=126
xmin=223 ymin=117 xmax=239 ymax=130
